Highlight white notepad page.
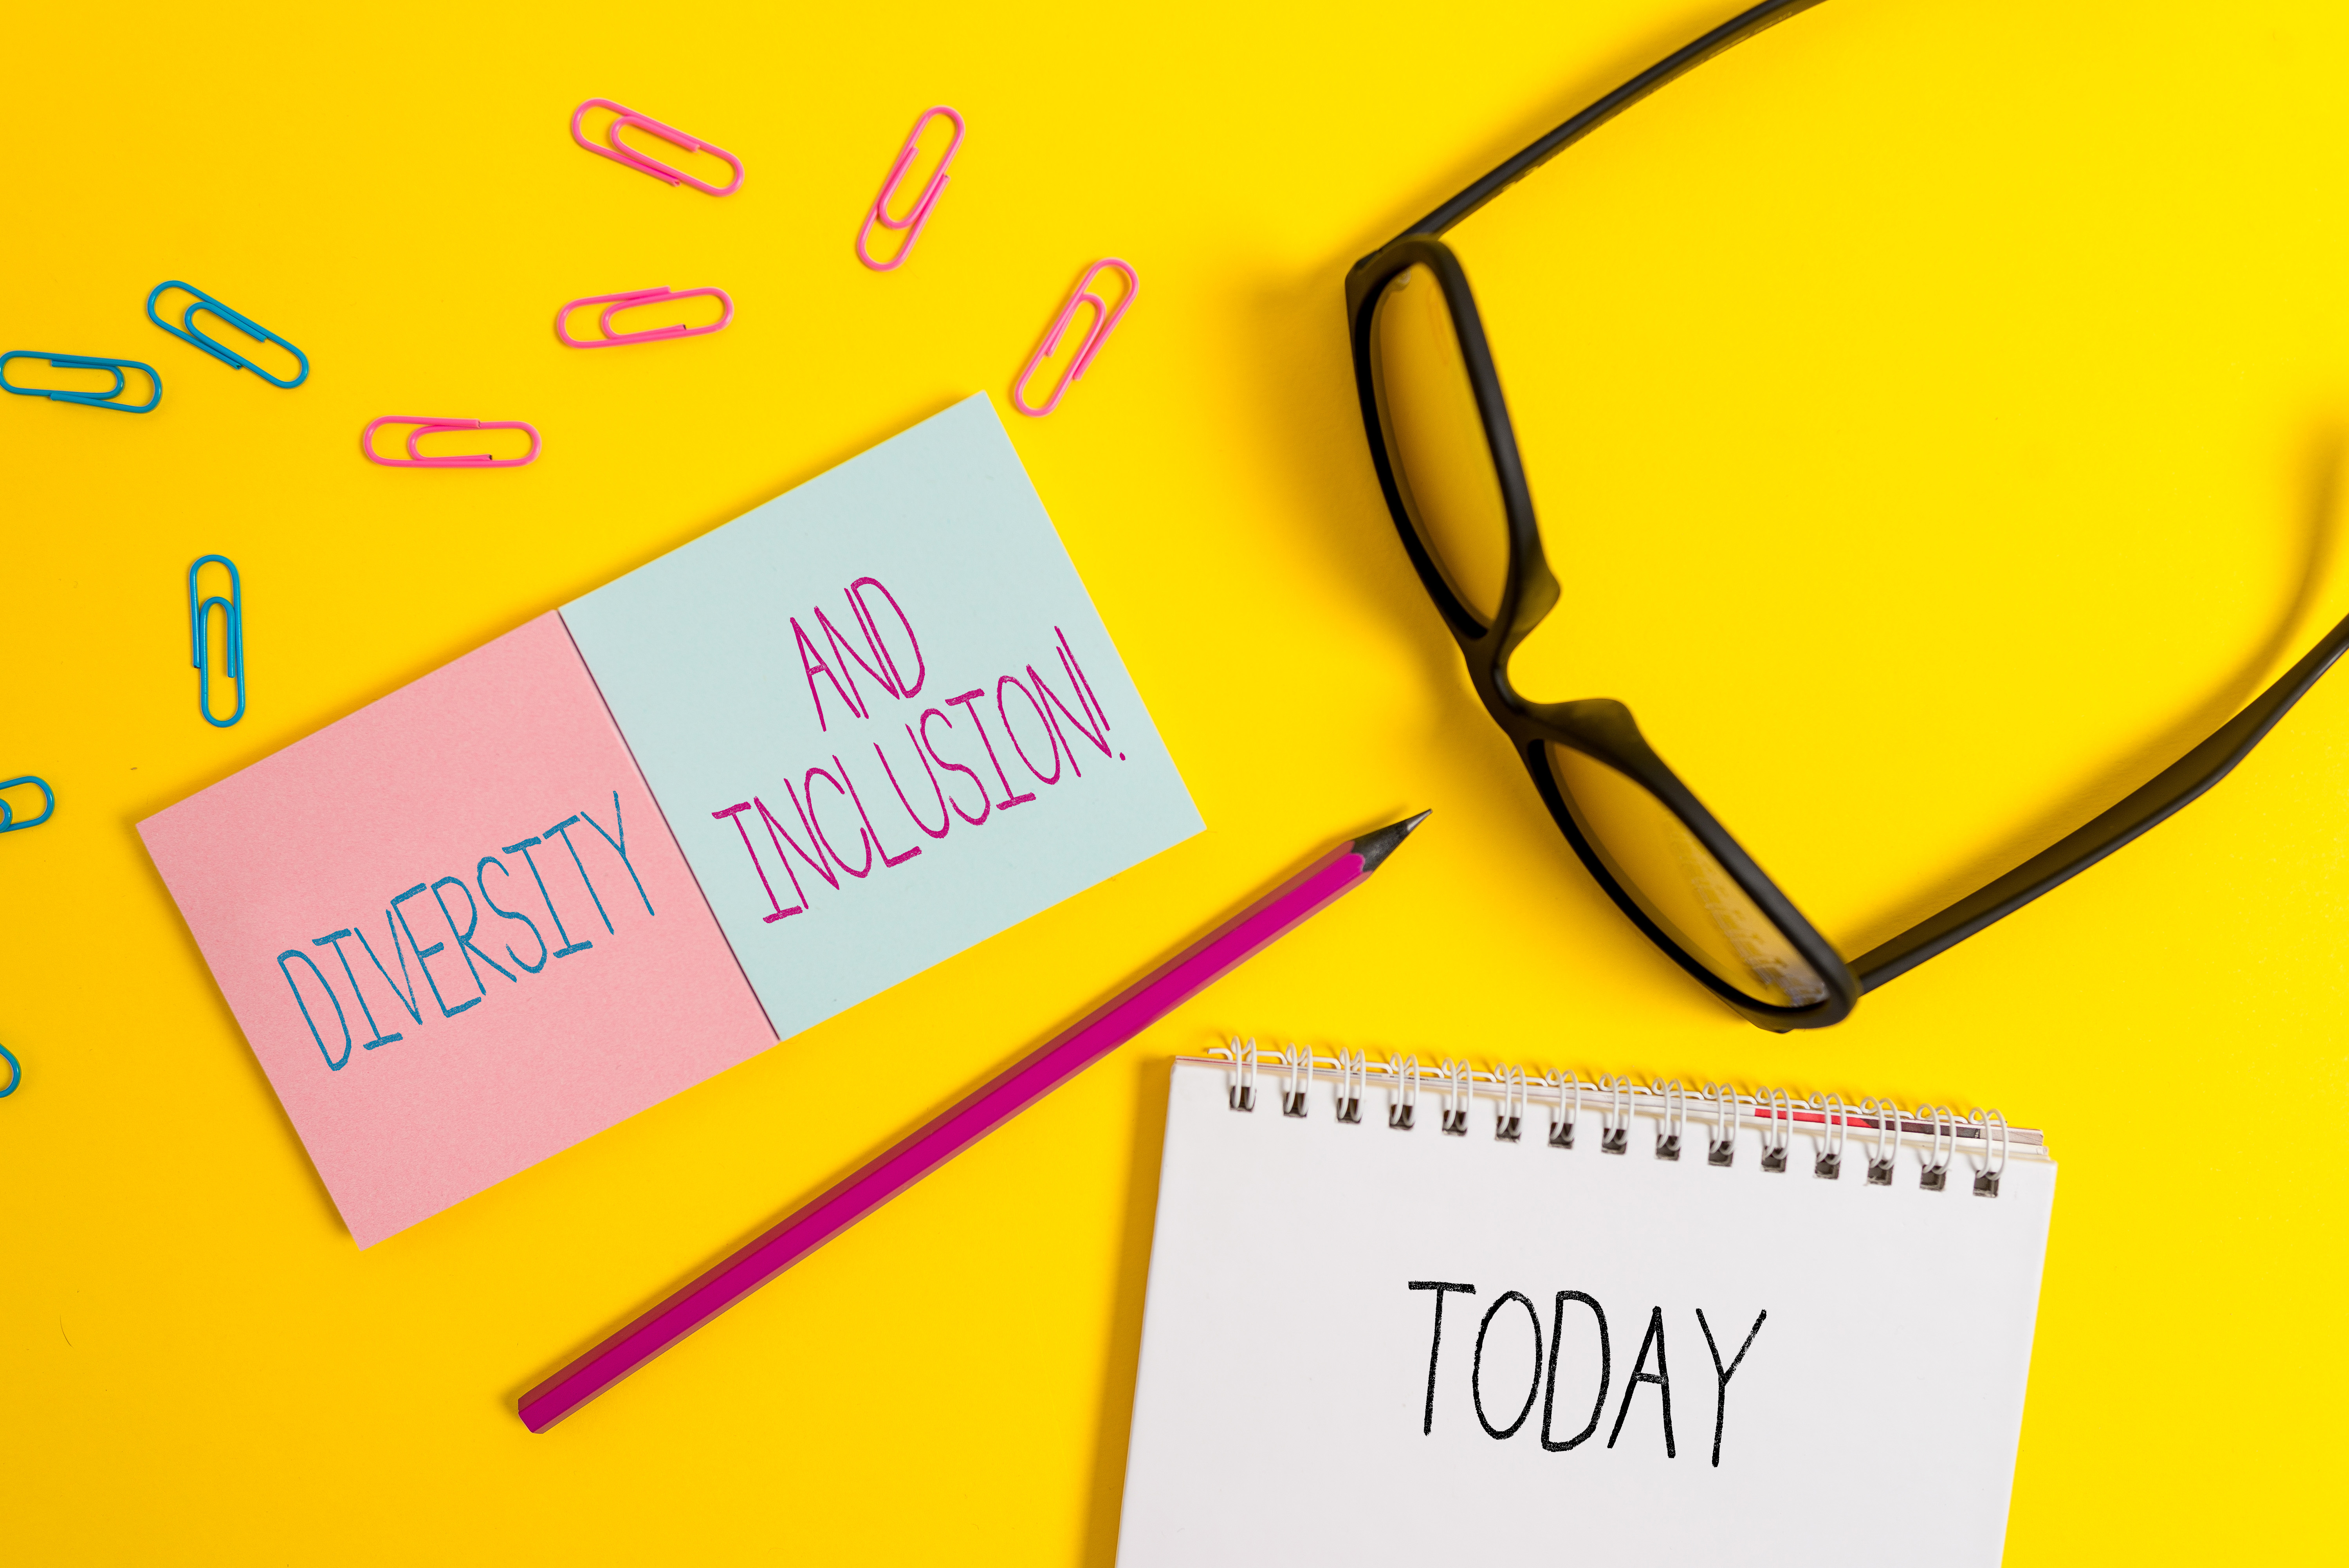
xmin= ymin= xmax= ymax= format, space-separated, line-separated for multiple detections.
xmin=1116 ymin=1058 xmax=2056 ymax=1567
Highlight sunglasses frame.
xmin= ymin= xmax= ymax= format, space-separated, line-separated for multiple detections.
xmin=1344 ymin=0 xmax=2349 ymax=1030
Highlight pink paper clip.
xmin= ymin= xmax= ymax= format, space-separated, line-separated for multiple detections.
xmin=1011 ymin=259 xmax=1139 ymax=418
xmin=569 ymin=98 xmax=745 ymax=196
xmin=855 ymin=106 xmax=965 ymax=272
xmin=554 ymin=286 xmax=734 ymax=348
xmin=361 ymin=417 xmax=541 ymax=469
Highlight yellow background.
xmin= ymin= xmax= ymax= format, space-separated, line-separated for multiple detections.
xmin=4 ymin=0 xmax=2344 ymax=1559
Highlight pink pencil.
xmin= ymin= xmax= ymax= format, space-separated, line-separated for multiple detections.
xmin=517 ymin=811 xmax=1431 ymax=1431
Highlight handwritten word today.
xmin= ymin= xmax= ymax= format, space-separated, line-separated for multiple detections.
xmin=1409 ymin=1282 xmax=1768 ymax=1467
xmin=711 ymin=576 xmax=1124 ymax=927
xmin=274 ymin=792 xmax=655 ymax=1073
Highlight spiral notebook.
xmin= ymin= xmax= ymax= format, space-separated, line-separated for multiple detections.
xmin=1115 ymin=1047 xmax=2056 ymax=1567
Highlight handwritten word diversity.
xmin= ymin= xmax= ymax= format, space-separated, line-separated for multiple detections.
xmin=274 ymin=792 xmax=654 ymax=1071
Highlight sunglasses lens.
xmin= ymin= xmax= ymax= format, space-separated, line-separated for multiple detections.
xmin=1370 ymin=264 xmax=1510 ymax=627
xmin=1544 ymin=743 xmax=1828 ymax=1008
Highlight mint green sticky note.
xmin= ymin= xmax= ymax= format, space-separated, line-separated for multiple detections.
xmin=562 ymin=393 xmax=1205 ymax=1042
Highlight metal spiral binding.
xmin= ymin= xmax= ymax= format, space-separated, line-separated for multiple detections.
xmin=1703 ymin=1083 xmax=1739 ymax=1167
xmin=1201 ymin=1039 xmax=2030 ymax=1200
xmin=1653 ymin=1080 xmax=1686 ymax=1160
xmin=1438 ymin=1058 xmax=1474 ymax=1136
xmin=1969 ymin=1109 xmax=2009 ymax=1197
xmin=1598 ymin=1075 xmax=1633 ymax=1155
xmin=1225 ymin=1035 xmax=1257 ymax=1112
xmin=1280 ymin=1042 xmax=1312 ymax=1118
xmin=1812 ymin=1092 xmax=1847 ymax=1180
xmin=1862 ymin=1097 xmax=1900 ymax=1184
xmin=1386 ymin=1054 xmax=1419 ymax=1130
xmin=1918 ymin=1104 xmax=1957 ymax=1191
xmin=1494 ymin=1064 xmax=1526 ymax=1143
xmin=1758 ymin=1086 xmax=1792 ymax=1173
xmin=1545 ymin=1070 xmax=1579 ymax=1150
xmin=1333 ymin=1048 xmax=1366 ymax=1125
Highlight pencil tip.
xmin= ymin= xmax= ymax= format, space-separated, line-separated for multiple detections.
xmin=1353 ymin=810 xmax=1432 ymax=873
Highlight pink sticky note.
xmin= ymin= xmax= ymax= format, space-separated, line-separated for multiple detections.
xmin=139 ymin=612 xmax=776 ymax=1247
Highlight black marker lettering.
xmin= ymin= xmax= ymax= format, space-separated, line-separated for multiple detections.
xmin=1408 ymin=1281 xmax=1476 ymax=1435
xmin=1540 ymin=1291 xmax=1610 ymax=1452
xmin=1696 ymin=1308 xmax=1766 ymax=1468
xmin=1471 ymin=1291 xmax=1543 ymax=1440
xmin=1606 ymin=1306 xmax=1675 ymax=1458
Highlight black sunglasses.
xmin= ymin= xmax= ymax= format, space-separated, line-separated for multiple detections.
xmin=1346 ymin=0 xmax=2349 ymax=1030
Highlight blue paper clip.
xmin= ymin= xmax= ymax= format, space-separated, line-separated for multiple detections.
xmin=147 ymin=281 xmax=310 ymax=388
xmin=189 ymin=555 xmax=247 ymax=727
xmin=0 ymin=775 xmax=56 ymax=834
xmin=0 ymin=350 xmax=162 ymax=412
xmin=0 ymin=1041 xmax=18 ymax=1098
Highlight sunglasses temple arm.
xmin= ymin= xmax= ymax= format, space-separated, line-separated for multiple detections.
xmin=1405 ymin=0 xmax=1829 ymax=238
xmin=1850 ymin=606 xmax=2349 ymax=992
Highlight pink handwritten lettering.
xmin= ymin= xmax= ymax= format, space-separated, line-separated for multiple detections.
xmin=758 ymin=792 xmax=839 ymax=897
xmin=996 ymin=674 xmax=1064 ymax=787
xmin=879 ymin=728 xmax=953 ymax=840
xmin=919 ymin=707 xmax=992 ymax=826
xmin=818 ymin=604 xmax=899 ymax=709
xmin=802 ymin=765 xmax=876 ymax=879
xmin=795 ymin=617 xmax=863 ymax=731
xmin=1026 ymin=660 xmax=1110 ymax=774
xmin=853 ymin=577 xmax=926 ymax=698
xmin=711 ymin=802 xmax=805 ymax=923
xmin=1056 ymin=626 xmax=1110 ymax=735
xmin=714 ymin=627 xmax=1137 ymax=935
xmin=945 ymin=687 xmax=1037 ymax=809
xmin=841 ymin=752 xmax=923 ymax=867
